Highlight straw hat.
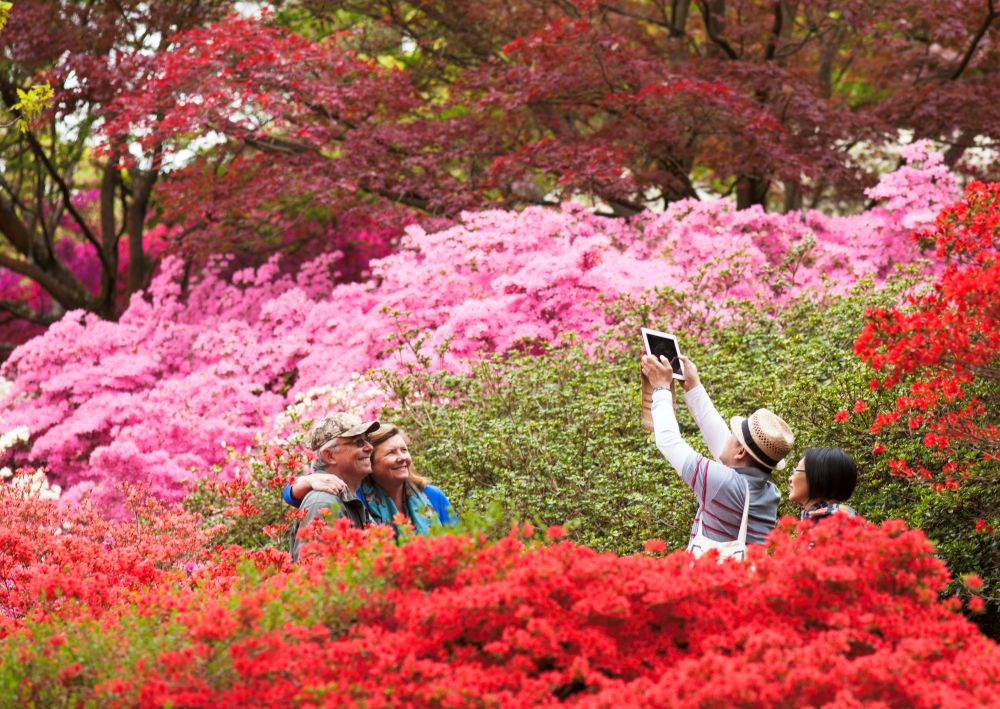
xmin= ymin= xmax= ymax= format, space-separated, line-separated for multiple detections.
xmin=730 ymin=409 xmax=794 ymax=471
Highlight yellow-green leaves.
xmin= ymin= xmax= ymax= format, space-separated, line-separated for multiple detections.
xmin=1 ymin=5 xmax=55 ymax=133
xmin=12 ymin=83 xmax=54 ymax=133
xmin=0 ymin=2 xmax=12 ymax=32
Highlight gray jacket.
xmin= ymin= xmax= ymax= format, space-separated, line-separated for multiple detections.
xmin=289 ymin=488 xmax=371 ymax=561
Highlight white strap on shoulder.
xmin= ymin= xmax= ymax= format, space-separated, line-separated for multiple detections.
xmin=736 ymin=478 xmax=751 ymax=544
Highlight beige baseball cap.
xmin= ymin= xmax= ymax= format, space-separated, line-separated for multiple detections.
xmin=308 ymin=412 xmax=380 ymax=452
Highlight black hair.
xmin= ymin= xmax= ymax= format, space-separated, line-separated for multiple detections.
xmin=803 ymin=447 xmax=857 ymax=502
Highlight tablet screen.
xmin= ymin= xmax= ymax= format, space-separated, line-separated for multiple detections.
xmin=645 ymin=333 xmax=682 ymax=376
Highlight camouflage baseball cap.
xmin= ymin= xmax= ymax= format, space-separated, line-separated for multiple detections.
xmin=308 ymin=412 xmax=380 ymax=452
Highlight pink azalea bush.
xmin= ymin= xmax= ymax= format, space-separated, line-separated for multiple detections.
xmin=0 ymin=145 xmax=960 ymax=507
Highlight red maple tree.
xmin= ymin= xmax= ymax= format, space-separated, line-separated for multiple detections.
xmin=3 ymin=1 xmax=999 ymax=343
xmin=0 ymin=0 xmax=234 ymax=349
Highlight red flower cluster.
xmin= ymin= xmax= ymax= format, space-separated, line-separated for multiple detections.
xmin=0 ymin=475 xmax=215 ymax=636
xmin=854 ymin=181 xmax=1000 ymax=487
xmin=1 ymin=485 xmax=997 ymax=706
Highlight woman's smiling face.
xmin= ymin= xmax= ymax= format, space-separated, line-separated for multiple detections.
xmin=371 ymin=434 xmax=412 ymax=488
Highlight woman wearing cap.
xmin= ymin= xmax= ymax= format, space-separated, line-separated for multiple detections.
xmin=282 ymin=422 xmax=455 ymax=536
xmin=788 ymin=447 xmax=858 ymax=521
xmin=641 ymin=354 xmax=793 ymax=559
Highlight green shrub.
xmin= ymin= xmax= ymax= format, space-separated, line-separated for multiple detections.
xmin=381 ymin=277 xmax=999 ymax=635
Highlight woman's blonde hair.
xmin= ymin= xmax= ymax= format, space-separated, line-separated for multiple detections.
xmin=369 ymin=423 xmax=429 ymax=490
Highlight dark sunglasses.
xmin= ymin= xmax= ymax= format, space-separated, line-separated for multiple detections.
xmin=339 ymin=435 xmax=371 ymax=449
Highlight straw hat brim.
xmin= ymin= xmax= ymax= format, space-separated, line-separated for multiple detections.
xmin=730 ymin=415 xmax=788 ymax=471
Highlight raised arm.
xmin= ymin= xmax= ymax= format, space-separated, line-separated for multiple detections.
xmin=641 ymin=354 xmax=698 ymax=474
xmin=677 ymin=357 xmax=730 ymax=460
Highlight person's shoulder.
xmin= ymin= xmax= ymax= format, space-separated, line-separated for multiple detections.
xmin=695 ymin=455 xmax=738 ymax=477
xmin=300 ymin=489 xmax=347 ymax=509
xmin=423 ymin=484 xmax=449 ymax=501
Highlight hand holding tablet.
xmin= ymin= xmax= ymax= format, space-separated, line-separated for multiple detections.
xmin=641 ymin=328 xmax=686 ymax=381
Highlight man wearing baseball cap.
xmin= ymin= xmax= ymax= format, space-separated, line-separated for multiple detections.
xmin=641 ymin=354 xmax=793 ymax=556
xmin=288 ymin=412 xmax=380 ymax=561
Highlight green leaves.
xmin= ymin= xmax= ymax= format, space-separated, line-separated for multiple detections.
xmin=379 ymin=278 xmax=999 ymax=636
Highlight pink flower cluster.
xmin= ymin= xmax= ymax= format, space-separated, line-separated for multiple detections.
xmin=0 ymin=147 xmax=959 ymax=507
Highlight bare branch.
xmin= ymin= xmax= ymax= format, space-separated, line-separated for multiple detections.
xmin=695 ymin=0 xmax=739 ymax=60
xmin=0 ymin=77 xmax=113 ymax=281
xmin=0 ymin=298 xmax=59 ymax=326
xmin=950 ymin=1 xmax=998 ymax=81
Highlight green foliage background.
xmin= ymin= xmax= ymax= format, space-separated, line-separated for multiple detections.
xmin=378 ymin=278 xmax=1000 ymax=636
xmin=187 ymin=274 xmax=999 ymax=637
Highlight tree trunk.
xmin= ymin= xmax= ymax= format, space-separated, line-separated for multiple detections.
xmin=782 ymin=180 xmax=802 ymax=213
xmin=98 ymin=159 xmax=120 ymax=316
xmin=944 ymin=131 xmax=975 ymax=169
xmin=736 ymin=176 xmax=770 ymax=210
xmin=670 ymin=0 xmax=690 ymax=35
xmin=125 ymin=167 xmax=159 ymax=301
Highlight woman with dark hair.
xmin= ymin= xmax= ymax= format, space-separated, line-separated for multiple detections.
xmin=787 ymin=447 xmax=858 ymax=520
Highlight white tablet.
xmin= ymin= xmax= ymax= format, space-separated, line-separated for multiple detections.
xmin=641 ymin=328 xmax=686 ymax=381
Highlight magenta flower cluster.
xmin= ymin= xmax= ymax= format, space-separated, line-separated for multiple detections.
xmin=0 ymin=144 xmax=958 ymax=507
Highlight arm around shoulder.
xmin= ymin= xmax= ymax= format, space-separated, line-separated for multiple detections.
xmin=424 ymin=484 xmax=457 ymax=525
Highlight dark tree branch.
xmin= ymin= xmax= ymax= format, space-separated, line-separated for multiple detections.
xmin=34 ymin=152 xmax=54 ymax=261
xmin=0 ymin=77 xmax=114 ymax=282
xmin=0 ymin=298 xmax=59 ymax=326
xmin=19 ymin=129 xmax=113 ymax=278
xmin=598 ymin=3 xmax=671 ymax=31
xmin=0 ymin=194 xmax=35 ymax=255
xmin=0 ymin=174 xmax=34 ymax=217
xmin=99 ymin=158 xmax=121 ymax=309
xmin=695 ymin=0 xmax=739 ymax=60
xmin=125 ymin=158 xmax=159 ymax=300
xmin=764 ymin=0 xmax=783 ymax=61
xmin=0 ymin=241 xmax=93 ymax=309
xmin=950 ymin=0 xmax=998 ymax=81
xmin=671 ymin=0 xmax=691 ymax=36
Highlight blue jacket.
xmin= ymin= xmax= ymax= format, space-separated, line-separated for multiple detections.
xmin=282 ymin=481 xmax=456 ymax=528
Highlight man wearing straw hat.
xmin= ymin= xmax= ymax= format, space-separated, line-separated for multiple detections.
xmin=641 ymin=354 xmax=793 ymax=557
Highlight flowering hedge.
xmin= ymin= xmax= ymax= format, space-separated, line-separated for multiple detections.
xmin=0 ymin=144 xmax=958 ymax=507
xmin=0 ymin=478 xmax=996 ymax=706
xmin=851 ymin=180 xmax=999 ymax=491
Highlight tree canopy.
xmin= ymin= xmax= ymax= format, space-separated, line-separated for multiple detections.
xmin=0 ymin=0 xmax=998 ymax=344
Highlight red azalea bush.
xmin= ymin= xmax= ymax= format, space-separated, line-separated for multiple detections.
xmin=0 ymin=471 xmax=226 ymax=636
xmin=1 ymin=488 xmax=997 ymax=707
xmin=852 ymin=181 xmax=999 ymax=489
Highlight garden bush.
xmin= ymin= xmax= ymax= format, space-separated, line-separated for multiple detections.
xmin=0 ymin=147 xmax=956 ymax=509
xmin=379 ymin=273 xmax=999 ymax=636
xmin=181 ymin=183 xmax=998 ymax=635
xmin=1 ymin=476 xmax=996 ymax=706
